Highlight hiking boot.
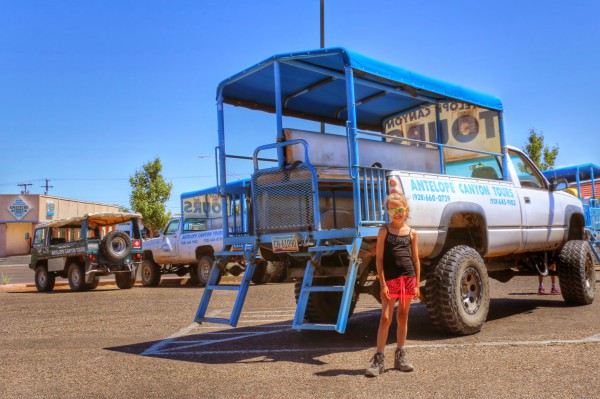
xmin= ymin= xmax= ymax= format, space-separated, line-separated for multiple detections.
xmin=538 ymin=286 xmax=546 ymax=295
xmin=365 ymin=352 xmax=385 ymax=377
xmin=394 ymin=347 xmax=414 ymax=372
xmin=551 ymin=285 xmax=561 ymax=295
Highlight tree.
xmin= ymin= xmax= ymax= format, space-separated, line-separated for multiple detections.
xmin=113 ymin=204 xmax=131 ymax=213
xmin=522 ymin=128 xmax=559 ymax=171
xmin=129 ymin=157 xmax=173 ymax=236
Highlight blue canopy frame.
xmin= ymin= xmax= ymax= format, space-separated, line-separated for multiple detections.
xmin=542 ymin=163 xmax=600 ymax=199
xmin=215 ymin=47 xmax=507 ymax=238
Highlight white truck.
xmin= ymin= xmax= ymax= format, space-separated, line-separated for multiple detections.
xmin=141 ymin=181 xmax=279 ymax=286
xmin=194 ymin=47 xmax=595 ymax=335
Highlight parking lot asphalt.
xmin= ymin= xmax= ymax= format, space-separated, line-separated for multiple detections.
xmin=1 ymin=273 xmax=600 ymax=399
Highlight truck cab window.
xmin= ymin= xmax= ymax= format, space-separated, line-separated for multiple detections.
xmin=33 ymin=229 xmax=46 ymax=246
xmin=445 ymin=155 xmax=502 ymax=180
xmin=164 ymin=220 xmax=180 ymax=235
xmin=184 ymin=219 xmax=207 ymax=232
xmin=509 ymin=150 xmax=546 ymax=189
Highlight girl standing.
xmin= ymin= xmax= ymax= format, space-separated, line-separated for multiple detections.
xmin=365 ymin=193 xmax=420 ymax=377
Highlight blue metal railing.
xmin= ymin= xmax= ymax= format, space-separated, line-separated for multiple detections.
xmin=358 ymin=166 xmax=388 ymax=225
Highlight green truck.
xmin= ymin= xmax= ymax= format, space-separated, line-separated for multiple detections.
xmin=29 ymin=212 xmax=144 ymax=292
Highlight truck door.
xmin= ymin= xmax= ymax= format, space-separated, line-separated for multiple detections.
xmin=159 ymin=219 xmax=181 ymax=263
xmin=509 ymin=150 xmax=565 ymax=252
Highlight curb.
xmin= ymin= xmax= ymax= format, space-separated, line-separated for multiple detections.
xmin=0 ymin=275 xmax=243 ymax=293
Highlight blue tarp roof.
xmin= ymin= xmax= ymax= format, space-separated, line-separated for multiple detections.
xmin=542 ymin=163 xmax=600 ymax=182
xmin=218 ymin=47 xmax=503 ymax=131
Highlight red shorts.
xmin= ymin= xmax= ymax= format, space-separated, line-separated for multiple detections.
xmin=386 ymin=276 xmax=417 ymax=299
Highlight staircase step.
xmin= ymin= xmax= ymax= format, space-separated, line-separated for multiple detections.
xmin=206 ymin=284 xmax=241 ymax=291
xmin=215 ymin=251 xmax=245 ymax=257
xmin=292 ymin=323 xmax=338 ymax=331
xmin=200 ymin=317 xmax=233 ymax=325
xmin=301 ymin=285 xmax=345 ymax=293
xmin=308 ymin=245 xmax=350 ymax=253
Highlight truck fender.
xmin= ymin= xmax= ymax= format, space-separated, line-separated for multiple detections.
xmin=563 ymin=205 xmax=585 ymax=241
xmin=430 ymin=202 xmax=488 ymax=259
xmin=143 ymin=250 xmax=155 ymax=262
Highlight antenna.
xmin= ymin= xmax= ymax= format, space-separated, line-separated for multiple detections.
xmin=17 ymin=183 xmax=32 ymax=194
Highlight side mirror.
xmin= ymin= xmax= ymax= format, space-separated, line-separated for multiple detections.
xmin=25 ymin=232 xmax=30 ymax=241
xmin=550 ymin=178 xmax=569 ymax=192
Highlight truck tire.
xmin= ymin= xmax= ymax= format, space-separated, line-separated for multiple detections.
xmin=68 ymin=262 xmax=86 ymax=292
xmin=251 ymin=261 xmax=275 ymax=285
xmin=100 ymin=231 xmax=132 ymax=262
xmin=115 ymin=271 xmax=135 ymax=289
xmin=194 ymin=256 xmax=219 ymax=287
xmin=270 ymin=261 xmax=288 ymax=283
xmin=294 ymin=277 xmax=358 ymax=323
xmin=84 ymin=275 xmax=100 ymax=291
xmin=35 ymin=265 xmax=55 ymax=292
xmin=425 ymin=245 xmax=489 ymax=335
xmin=557 ymin=240 xmax=595 ymax=305
xmin=141 ymin=259 xmax=161 ymax=287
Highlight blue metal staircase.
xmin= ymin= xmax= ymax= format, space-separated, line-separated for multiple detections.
xmin=194 ymin=244 xmax=257 ymax=326
xmin=292 ymin=238 xmax=363 ymax=333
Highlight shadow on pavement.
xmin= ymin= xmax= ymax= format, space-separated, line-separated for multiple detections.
xmin=105 ymin=295 xmax=561 ymax=369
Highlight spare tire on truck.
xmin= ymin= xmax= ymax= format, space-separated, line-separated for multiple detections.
xmin=100 ymin=231 xmax=132 ymax=262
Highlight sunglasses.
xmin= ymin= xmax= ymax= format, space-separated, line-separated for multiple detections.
xmin=387 ymin=207 xmax=407 ymax=216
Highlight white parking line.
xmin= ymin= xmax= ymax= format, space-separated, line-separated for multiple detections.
xmin=147 ymin=332 xmax=600 ymax=357
xmin=143 ymin=308 xmax=600 ymax=358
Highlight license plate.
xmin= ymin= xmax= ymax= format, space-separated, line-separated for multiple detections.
xmin=272 ymin=235 xmax=299 ymax=253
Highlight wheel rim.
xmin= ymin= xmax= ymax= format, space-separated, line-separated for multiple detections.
xmin=585 ymin=255 xmax=593 ymax=289
xmin=201 ymin=262 xmax=211 ymax=281
xmin=72 ymin=268 xmax=82 ymax=285
xmin=111 ymin=237 xmax=127 ymax=254
xmin=142 ymin=265 xmax=151 ymax=281
xmin=38 ymin=271 xmax=47 ymax=286
xmin=461 ymin=266 xmax=483 ymax=315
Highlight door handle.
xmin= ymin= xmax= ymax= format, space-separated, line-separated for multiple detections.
xmin=524 ymin=197 xmax=531 ymax=204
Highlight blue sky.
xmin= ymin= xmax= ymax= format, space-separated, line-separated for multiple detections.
xmin=1 ymin=0 xmax=599 ymax=214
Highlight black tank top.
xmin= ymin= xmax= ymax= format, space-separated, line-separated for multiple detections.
xmin=383 ymin=226 xmax=415 ymax=280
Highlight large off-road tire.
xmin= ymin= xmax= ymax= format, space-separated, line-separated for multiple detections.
xmin=84 ymin=274 xmax=100 ymax=291
xmin=35 ymin=265 xmax=55 ymax=292
xmin=270 ymin=261 xmax=288 ymax=283
xmin=294 ymin=277 xmax=359 ymax=324
xmin=115 ymin=271 xmax=135 ymax=289
xmin=194 ymin=256 xmax=219 ymax=287
xmin=100 ymin=231 xmax=132 ymax=262
xmin=67 ymin=262 xmax=86 ymax=292
xmin=425 ymin=245 xmax=490 ymax=335
xmin=141 ymin=259 xmax=161 ymax=287
xmin=557 ymin=240 xmax=595 ymax=305
xmin=251 ymin=261 xmax=275 ymax=285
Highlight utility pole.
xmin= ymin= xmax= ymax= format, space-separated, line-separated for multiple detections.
xmin=320 ymin=0 xmax=325 ymax=134
xmin=320 ymin=0 xmax=325 ymax=49
xmin=17 ymin=183 xmax=32 ymax=194
xmin=41 ymin=179 xmax=53 ymax=195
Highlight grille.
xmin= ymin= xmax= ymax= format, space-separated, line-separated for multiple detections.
xmin=251 ymin=165 xmax=315 ymax=235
